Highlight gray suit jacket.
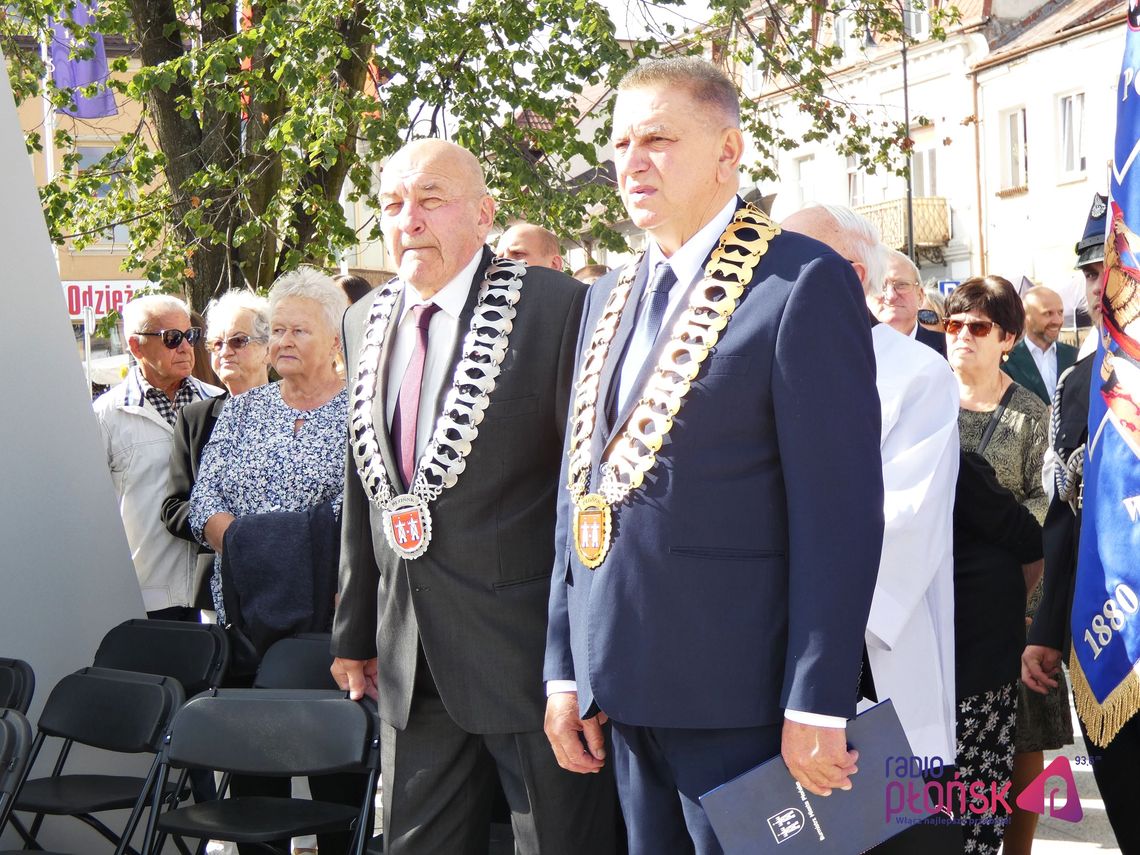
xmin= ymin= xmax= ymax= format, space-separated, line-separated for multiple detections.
xmin=332 ymin=248 xmax=585 ymax=734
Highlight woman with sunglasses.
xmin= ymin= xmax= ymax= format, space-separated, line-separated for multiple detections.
xmin=944 ymin=275 xmax=1070 ymax=855
xmin=161 ymin=289 xmax=271 ymax=613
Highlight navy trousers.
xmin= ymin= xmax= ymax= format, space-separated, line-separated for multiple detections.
xmin=610 ymin=720 xmax=781 ymax=855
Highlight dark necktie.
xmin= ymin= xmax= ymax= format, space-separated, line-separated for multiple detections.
xmin=615 ymin=262 xmax=677 ymax=416
xmin=391 ymin=302 xmax=441 ymax=490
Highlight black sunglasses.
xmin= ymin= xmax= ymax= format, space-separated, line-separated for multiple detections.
xmin=206 ymin=333 xmax=264 ymax=354
xmin=944 ymin=319 xmax=998 ymax=337
xmin=135 ymin=327 xmax=203 ymax=349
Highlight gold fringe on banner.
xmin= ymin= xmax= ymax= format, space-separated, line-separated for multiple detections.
xmin=1068 ymin=648 xmax=1140 ymax=747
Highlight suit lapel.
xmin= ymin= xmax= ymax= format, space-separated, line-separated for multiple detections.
xmin=1012 ymin=341 xmax=1048 ymax=401
xmin=598 ymin=256 xmax=649 ymax=440
xmin=429 ymin=247 xmax=492 ymax=419
xmin=602 ymin=201 xmax=739 ymax=447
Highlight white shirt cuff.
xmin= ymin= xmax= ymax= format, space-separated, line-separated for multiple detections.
xmin=546 ymin=680 xmax=577 ymax=697
xmin=785 ymin=708 xmax=846 ymax=728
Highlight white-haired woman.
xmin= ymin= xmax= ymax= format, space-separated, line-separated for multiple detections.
xmin=190 ymin=267 xmax=347 ymax=611
xmin=162 ymin=289 xmax=271 ymax=607
xmin=188 ymin=267 xmax=357 ymax=854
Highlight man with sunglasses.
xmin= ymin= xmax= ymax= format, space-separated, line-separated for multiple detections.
xmin=94 ymin=294 xmax=222 ymax=620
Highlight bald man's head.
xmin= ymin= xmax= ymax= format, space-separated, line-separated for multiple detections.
xmin=1023 ymin=285 xmax=1065 ymax=348
xmin=781 ymin=204 xmax=883 ymax=296
xmin=495 ymin=223 xmax=564 ymax=271
xmin=389 ymin=138 xmax=488 ymax=196
xmin=379 ymin=139 xmax=496 ymax=297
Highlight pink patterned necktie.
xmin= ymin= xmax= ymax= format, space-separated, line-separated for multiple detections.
xmin=391 ymin=302 xmax=441 ymax=489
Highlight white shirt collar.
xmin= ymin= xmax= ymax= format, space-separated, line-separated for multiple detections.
xmin=398 ymin=249 xmax=483 ymax=322
xmin=1025 ymin=337 xmax=1057 ymax=360
xmin=646 ymin=197 xmax=738 ymax=287
xmin=906 ymin=322 xmax=919 ymax=339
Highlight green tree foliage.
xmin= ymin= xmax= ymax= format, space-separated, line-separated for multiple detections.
xmin=2 ymin=0 xmax=954 ymax=308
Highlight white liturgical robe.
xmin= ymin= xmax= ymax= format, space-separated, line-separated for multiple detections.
xmin=865 ymin=323 xmax=960 ymax=763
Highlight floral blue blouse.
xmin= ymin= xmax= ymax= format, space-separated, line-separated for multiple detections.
xmin=190 ymin=382 xmax=347 ymax=621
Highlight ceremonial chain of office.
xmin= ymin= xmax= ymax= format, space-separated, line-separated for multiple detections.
xmin=568 ymin=204 xmax=780 ymax=568
xmin=350 ymin=258 xmax=526 ymax=558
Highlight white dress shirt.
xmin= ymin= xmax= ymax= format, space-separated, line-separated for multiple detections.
xmin=1027 ymin=338 xmax=1060 ymax=400
xmin=613 ymin=199 xmax=737 ymax=409
xmin=375 ymin=250 xmax=482 ymax=465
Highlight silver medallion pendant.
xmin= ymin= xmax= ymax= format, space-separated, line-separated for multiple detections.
xmin=383 ymin=493 xmax=433 ymax=560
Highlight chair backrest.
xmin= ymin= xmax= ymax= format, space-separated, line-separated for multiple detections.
xmin=0 ymin=708 xmax=33 ymax=829
xmin=0 ymin=659 xmax=34 ymax=714
xmin=164 ymin=689 xmax=377 ymax=777
xmin=37 ymin=667 xmax=185 ymax=754
xmin=93 ymin=619 xmax=229 ymax=696
xmin=253 ymin=634 xmax=338 ymax=690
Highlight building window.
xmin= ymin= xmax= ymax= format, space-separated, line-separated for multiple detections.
xmin=1059 ymin=92 xmax=1086 ymax=176
xmin=1000 ymin=108 xmax=1028 ymax=190
xmin=902 ymin=2 xmax=931 ymax=39
xmin=75 ymin=144 xmax=130 ymax=247
xmin=747 ymin=50 xmax=765 ymax=94
xmin=794 ymin=155 xmax=817 ymax=209
xmin=834 ymin=14 xmax=855 ymax=64
xmin=912 ymin=148 xmax=937 ymax=197
xmin=847 ymin=156 xmax=865 ymax=207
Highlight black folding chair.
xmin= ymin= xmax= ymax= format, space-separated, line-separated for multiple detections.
xmin=252 ymin=634 xmax=337 ymax=691
xmin=93 ymin=619 xmax=229 ymax=696
xmin=144 ymin=689 xmax=380 ymax=855
xmin=0 ymin=659 xmax=34 ymax=714
xmin=252 ymin=635 xmax=377 ymax=852
xmin=8 ymin=667 xmax=184 ymax=855
xmin=0 ymin=709 xmax=33 ymax=832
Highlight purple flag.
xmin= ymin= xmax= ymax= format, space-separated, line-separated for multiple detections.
xmin=49 ymin=1 xmax=118 ymax=119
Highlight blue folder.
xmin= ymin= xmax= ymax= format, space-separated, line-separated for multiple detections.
xmin=700 ymin=701 xmax=934 ymax=853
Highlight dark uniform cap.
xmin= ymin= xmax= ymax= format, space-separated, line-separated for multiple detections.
xmin=1076 ymin=193 xmax=1108 ymax=268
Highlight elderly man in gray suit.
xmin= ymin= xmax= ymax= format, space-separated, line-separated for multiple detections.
xmin=330 ymin=139 xmax=616 ymax=855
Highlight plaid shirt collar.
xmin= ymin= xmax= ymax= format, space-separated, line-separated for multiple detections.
xmin=128 ymin=366 xmax=206 ymax=426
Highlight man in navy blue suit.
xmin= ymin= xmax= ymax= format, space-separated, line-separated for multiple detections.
xmin=543 ymin=57 xmax=885 ymax=854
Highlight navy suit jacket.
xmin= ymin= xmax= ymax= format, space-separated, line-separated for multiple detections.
xmin=544 ymin=220 xmax=885 ymax=729
xmin=1003 ymin=338 xmax=1077 ymax=404
xmin=916 ymin=322 xmax=947 ymax=357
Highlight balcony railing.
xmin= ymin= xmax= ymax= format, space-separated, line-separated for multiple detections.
xmin=855 ymin=196 xmax=951 ymax=264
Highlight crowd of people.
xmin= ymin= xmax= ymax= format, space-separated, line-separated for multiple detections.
xmin=88 ymin=56 xmax=1139 ymax=855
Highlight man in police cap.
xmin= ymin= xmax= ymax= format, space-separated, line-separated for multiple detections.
xmin=1074 ymin=192 xmax=1108 ymax=335
xmin=1022 ymin=191 xmax=1140 ymax=851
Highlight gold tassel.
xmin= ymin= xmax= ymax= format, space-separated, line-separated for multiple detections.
xmin=1068 ymin=649 xmax=1140 ymax=747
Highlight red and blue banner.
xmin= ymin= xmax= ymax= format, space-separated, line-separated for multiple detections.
xmin=1070 ymin=7 xmax=1140 ymax=747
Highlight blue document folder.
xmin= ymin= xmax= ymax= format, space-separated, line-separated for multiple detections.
xmin=700 ymin=701 xmax=933 ymax=853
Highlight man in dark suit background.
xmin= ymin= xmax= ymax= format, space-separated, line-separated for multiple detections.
xmin=1003 ymin=285 xmax=1077 ymax=403
xmin=543 ymin=58 xmax=884 ymax=854
xmin=871 ymin=246 xmax=946 ymax=357
xmin=331 ymin=139 xmax=615 ymax=855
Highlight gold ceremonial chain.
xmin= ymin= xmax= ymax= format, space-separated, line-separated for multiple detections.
xmin=568 ymin=204 xmax=779 ymax=568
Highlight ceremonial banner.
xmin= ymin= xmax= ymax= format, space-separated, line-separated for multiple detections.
xmin=1070 ymin=7 xmax=1140 ymax=747
xmin=49 ymin=1 xmax=117 ymax=119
